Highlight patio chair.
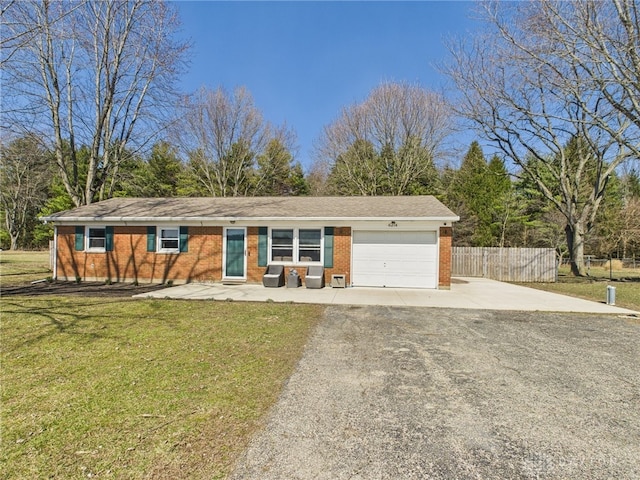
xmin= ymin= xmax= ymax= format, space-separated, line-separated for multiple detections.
xmin=305 ymin=265 xmax=325 ymax=289
xmin=262 ymin=264 xmax=285 ymax=287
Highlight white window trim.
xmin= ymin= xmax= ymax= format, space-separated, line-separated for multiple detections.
xmin=156 ymin=226 xmax=180 ymax=254
xmin=268 ymin=227 xmax=324 ymax=265
xmin=86 ymin=225 xmax=107 ymax=253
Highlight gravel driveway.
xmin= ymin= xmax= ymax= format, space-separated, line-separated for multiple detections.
xmin=231 ymin=306 xmax=640 ymax=479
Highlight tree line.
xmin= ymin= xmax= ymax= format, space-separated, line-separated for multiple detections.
xmin=1 ymin=0 xmax=640 ymax=275
xmin=3 ymin=131 xmax=639 ymax=263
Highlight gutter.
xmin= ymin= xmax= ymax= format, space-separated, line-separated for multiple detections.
xmin=40 ymin=215 xmax=460 ymax=224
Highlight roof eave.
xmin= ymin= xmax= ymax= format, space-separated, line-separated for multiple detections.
xmin=41 ymin=215 xmax=460 ymax=223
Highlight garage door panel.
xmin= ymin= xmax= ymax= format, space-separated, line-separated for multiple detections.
xmin=352 ymin=231 xmax=438 ymax=289
xmin=383 ymin=273 xmax=431 ymax=289
xmin=354 ymin=231 xmax=436 ymax=245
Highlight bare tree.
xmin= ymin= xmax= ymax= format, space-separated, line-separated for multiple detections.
xmin=178 ymin=86 xmax=271 ymax=197
xmin=443 ymin=1 xmax=636 ymax=276
xmin=2 ymin=0 xmax=189 ymax=206
xmin=0 ymin=135 xmax=51 ymax=249
xmin=528 ymin=0 xmax=640 ymax=155
xmin=618 ymin=198 xmax=640 ymax=258
xmin=316 ymin=82 xmax=453 ymax=196
xmin=596 ymin=197 xmax=640 ymax=258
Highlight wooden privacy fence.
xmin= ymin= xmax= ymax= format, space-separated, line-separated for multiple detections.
xmin=452 ymin=247 xmax=557 ymax=282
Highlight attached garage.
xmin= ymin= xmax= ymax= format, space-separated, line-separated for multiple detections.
xmin=351 ymin=230 xmax=438 ymax=289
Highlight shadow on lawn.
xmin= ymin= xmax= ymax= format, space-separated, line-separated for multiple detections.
xmin=1 ymin=296 xmax=164 ymax=352
xmin=1 ymin=281 xmax=166 ymax=297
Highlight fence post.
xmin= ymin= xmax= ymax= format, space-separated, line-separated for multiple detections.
xmin=482 ymin=248 xmax=487 ymax=278
xmin=609 ymin=255 xmax=613 ymax=281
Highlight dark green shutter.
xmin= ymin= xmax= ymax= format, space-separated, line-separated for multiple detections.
xmin=258 ymin=227 xmax=268 ymax=267
xmin=179 ymin=226 xmax=188 ymax=253
xmin=105 ymin=226 xmax=114 ymax=252
xmin=324 ymin=227 xmax=334 ymax=268
xmin=147 ymin=226 xmax=156 ymax=252
xmin=75 ymin=226 xmax=85 ymax=251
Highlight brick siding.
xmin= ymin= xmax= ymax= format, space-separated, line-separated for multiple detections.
xmin=56 ymin=225 xmax=354 ymax=286
xmin=247 ymin=226 xmax=351 ymax=285
xmin=439 ymin=226 xmax=453 ymax=288
xmin=56 ymin=224 xmax=451 ymax=288
xmin=56 ymin=226 xmax=222 ymax=283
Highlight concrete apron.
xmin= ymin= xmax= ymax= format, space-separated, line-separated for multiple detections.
xmin=133 ymin=277 xmax=638 ymax=315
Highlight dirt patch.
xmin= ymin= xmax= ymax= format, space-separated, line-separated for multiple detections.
xmin=1 ymin=281 xmax=167 ymax=298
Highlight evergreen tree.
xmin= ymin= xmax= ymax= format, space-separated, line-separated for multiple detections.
xmin=486 ymin=155 xmax=515 ymax=246
xmin=448 ymin=142 xmax=511 ymax=247
xmin=623 ymin=169 xmax=640 ymax=199
xmin=34 ymin=182 xmax=75 ymax=248
xmin=328 ymin=139 xmax=382 ymax=195
xmin=138 ymin=142 xmax=184 ymax=197
xmin=511 ymin=170 xmax=564 ymax=249
xmin=254 ymin=138 xmax=309 ymax=196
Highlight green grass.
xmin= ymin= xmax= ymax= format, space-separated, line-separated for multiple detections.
xmin=522 ymin=275 xmax=640 ymax=312
xmin=0 ymin=250 xmax=52 ymax=285
xmin=558 ymin=264 xmax=640 ymax=281
xmin=1 ymin=297 xmax=323 ymax=479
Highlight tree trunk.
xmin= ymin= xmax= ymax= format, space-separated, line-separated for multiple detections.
xmin=10 ymin=232 xmax=19 ymax=251
xmin=565 ymin=222 xmax=586 ymax=276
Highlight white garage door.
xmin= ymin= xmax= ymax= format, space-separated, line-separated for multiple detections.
xmin=352 ymin=231 xmax=438 ymax=289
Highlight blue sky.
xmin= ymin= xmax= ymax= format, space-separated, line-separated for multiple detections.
xmin=175 ymin=1 xmax=481 ymax=169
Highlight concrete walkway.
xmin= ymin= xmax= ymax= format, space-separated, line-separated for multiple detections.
xmin=133 ymin=277 xmax=637 ymax=315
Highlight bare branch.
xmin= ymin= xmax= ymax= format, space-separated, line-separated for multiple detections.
xmin=316 ymin=82 xmax=453 ymax=195
xmin=2 ymin=0 xmax=189 ymax=206
xmin=442 ymin=0 xmax=635 ymax=275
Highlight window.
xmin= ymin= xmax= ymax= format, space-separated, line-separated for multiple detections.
xmin=299 ymin=229 xmax=321 ymax=262
xmin=87 ymin=227 xmax=106 ymax=251
xmin=271 ymin=229 xmax=293 ymax=261
xmin=159 ymin=227 xmax=179 ymax=252
xmin=270 ymin=228 xmax=322 ymax=264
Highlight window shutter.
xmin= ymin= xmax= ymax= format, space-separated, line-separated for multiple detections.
xmin=147 ymin=226 xmax=156 ymax=252
xmin=105 ymin=226 xmax=114 ymax=252
xmin=75 ymin=226 xmax=85 ymax=251
xmin=323 ymin=227 xmax=334 ymax=268
xmin=179 ymin=226 xmax=189 ymax=252
xmin=258 ymin=227 xmax=268 ymax=267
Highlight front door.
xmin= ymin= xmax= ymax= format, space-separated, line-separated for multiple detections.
xmin=224 ymin=228 xmax=246 ymax=279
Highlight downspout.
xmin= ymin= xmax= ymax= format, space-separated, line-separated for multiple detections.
xmin=53 ymin=225 xmax=58 ymax=280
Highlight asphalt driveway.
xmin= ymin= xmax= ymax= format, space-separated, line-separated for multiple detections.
xmin=231 ymin=306 xmax=640 ymax=479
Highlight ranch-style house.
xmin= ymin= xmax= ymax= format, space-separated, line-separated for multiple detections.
xmin=42 ymin=195 xmax=459 ymax=289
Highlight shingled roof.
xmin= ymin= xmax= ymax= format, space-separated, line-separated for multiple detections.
xmin=42 ymin=196 xmax=458 ymax=222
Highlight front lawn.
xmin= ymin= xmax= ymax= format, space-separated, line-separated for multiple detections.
xmin=0 ymin=250 xmax=51 ymax=285
xmin=1 ymin=297 xmax=322 ymax=479
xmin=522 ymin=278 xmax=640 ymax=312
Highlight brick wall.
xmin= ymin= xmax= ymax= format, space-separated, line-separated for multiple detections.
xmin=246 ymin=226 xmax=352 ymax=286
xmin=56 ymin=225 xmax=353 ymax=286
xmin=332 ymin=227 xmax=351 ymax=285
xmin=439 ymin=226 xmax=453 ymax=288
xmin=56 ymin=225 xmax=453 ymax=288
xmin=246 ymin=227 xmax=262 ymax=283
xmin=56 ymin=225 xmax=450 ymax=288
xmin=56 ymin=226 xmax=222 ymax=283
